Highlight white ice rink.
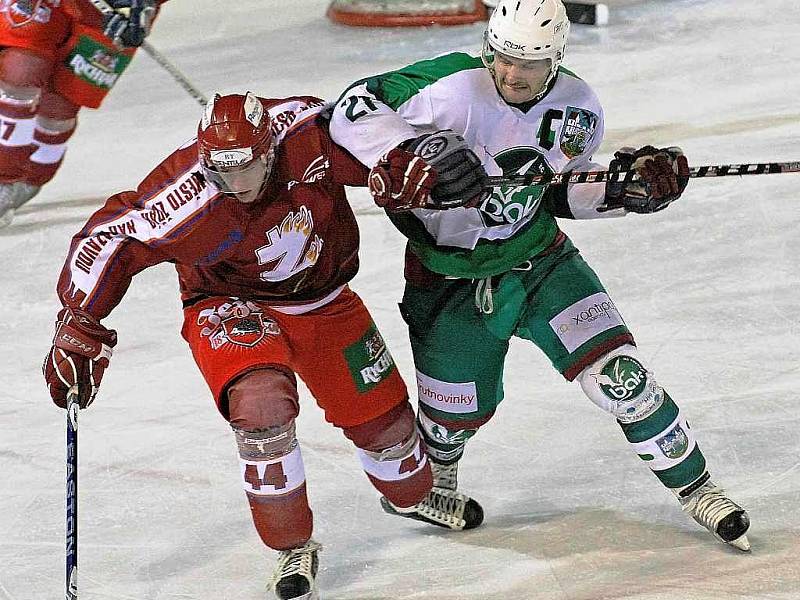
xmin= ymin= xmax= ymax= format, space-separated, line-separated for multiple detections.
xmin=1 ymin=0 xmax=799 ymax=598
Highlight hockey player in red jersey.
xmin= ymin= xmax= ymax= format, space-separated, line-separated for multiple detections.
xmin=0 ymin=0 xmax=166 ymax=228
xmin=42 ymin=92 xmax=435 ymax=600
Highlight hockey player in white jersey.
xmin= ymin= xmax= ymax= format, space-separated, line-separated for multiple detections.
xmin=329 ymin=0 xmax=751 ymax=550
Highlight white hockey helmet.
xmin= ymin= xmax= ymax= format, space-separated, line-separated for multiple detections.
xmin=482 ymin=0 xmax=570 ymax=94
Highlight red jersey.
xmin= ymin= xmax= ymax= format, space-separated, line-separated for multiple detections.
xmin=56 ymin=96 xmax=368 ymax=319
xmin=64 ymin=1 xmax=169 ymax=28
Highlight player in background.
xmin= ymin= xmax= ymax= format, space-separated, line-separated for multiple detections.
xmin=329 ymin=0 xmax=751 ymax=551
xmin=0 ymin=0 xmax=165 ymax=228
xmin=43 ymin=92 xmax=440 ymax=600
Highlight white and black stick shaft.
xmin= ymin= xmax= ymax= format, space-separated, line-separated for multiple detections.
xmin=66 ymin=385 xmax=79 ymax=600
xmin=138 ymin=42 xmax=208 ymax=106
xmin=564 ymin=2 xmax=609 ymax=26
xmin=486 ymin=161 xmax=800 ymax=188
xmin=87 ymin=0 xmax=208 ymax=106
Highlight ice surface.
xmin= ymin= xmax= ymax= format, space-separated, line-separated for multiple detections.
xmin=1 ymin=0 xmax=799 ymax=598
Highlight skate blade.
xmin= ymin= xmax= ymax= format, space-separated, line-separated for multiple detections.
xmin=728 ymin=533 xmax=751 ymax=552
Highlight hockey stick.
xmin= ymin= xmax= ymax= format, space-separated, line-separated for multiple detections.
xmin=65 ymin=385 xmax=80 ymax=600
xmin=486 ymin=161 xmax=800 ymax=188
xmin=87 ymin=0 xmax=208 ymax=106
xmin=564 ymin=2 xmax=609 ymax=26
xmin=137 ymin=41 xmax=208 ymax=106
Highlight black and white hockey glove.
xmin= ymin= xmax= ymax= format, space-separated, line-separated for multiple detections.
xmin=368 ymin=130 xmax=489 ymax=211
xmin=407 ymin=130 xmax=490 ymax=209
xmin=603 ymin=145 xmax=690 ymax=213
xmin=103 ymin=0 xmax=157 ymax=48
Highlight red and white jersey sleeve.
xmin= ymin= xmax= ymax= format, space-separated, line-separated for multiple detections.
xmin=56 ymin=95 xmax=368 ymax=321
xmin=56 ymin=139 xmax=216 ymax=318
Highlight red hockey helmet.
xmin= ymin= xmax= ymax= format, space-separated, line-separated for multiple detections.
xmin=197 ymin=92 xmax=276 ymax=203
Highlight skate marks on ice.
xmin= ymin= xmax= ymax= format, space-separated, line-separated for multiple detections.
xmin=0 ymin=196 xmax=108 ymax=235
xmin=335 ymin=508 xmax=800 ymax=600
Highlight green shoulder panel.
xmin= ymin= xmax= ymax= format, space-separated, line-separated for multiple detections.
xmin=557 ymin=65 xmax=583 ymax=81
xmin=364 ymin=53 xmax=484 ymax=110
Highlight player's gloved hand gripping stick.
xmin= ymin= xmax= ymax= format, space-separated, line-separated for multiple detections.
xmin=88 ymin=0 xmax=208 ymax=105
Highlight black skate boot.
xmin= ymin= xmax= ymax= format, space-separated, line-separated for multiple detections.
xmin=269 ymin=540 xmax=321 ymax=600
xmin=678 ymin=476 xmax=750 ymax=551
xmin=380 ymin=460 xmax=484 ymax=530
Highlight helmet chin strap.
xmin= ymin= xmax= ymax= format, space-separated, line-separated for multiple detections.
xmin=531 ymin=67 xmax=557 ymax=102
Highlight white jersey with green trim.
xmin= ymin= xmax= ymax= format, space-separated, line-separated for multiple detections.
xmin=330 ymin=52 xmax=615 ymax=278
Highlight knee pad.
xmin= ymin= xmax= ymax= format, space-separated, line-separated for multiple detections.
xmin=346 ymin=402 xmax=421 ymax=470
xmin=226 ymin=367 xmax=299 ymax=430
xmin=233 ymin=422 xmax=312 ymax=550
xmin=0 ymin=79 xmax=40 ymax=112
xmin=233 ymin=422 xmax=306 ymax=497
xmin=343 ymin=400 xmax=415 ymax=453
xmin=35 ymin=115 xmax=77 ymax=133
xmin=577 ymin=344 xmax=664 ymax=423
xmin=0 ymin=48 xmax=51 ymax=89
xmin=344 ymin=402 xmax=431 ymax=507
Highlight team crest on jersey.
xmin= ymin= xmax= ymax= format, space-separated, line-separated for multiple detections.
xmin=255 ymin=206 xmax=323 ymax=282
xmin=2 ymin=0 xmax=52 ymax=27
xmin=560 ymin=106 xmax=599 ymax=158
xmin=197 ymin=299 xmax=280 ymax=350
xmin=222 ymin=313 xmax=270 ymax=347
xmin=481 ymin=147 xmax=553 ymax=227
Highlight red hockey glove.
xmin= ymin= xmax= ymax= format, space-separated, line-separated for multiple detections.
xmin=43 ymin=307 xmax=117 ymax=409
xmin=604 ymin=146 xmax=690 ymax=213
xmin=369 ymin=147 xmax=438 ymax=211
xmin=368 ymin=130 xmax=490 ymax=211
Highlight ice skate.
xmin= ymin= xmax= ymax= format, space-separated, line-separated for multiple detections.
xmin=269 ymin=539 xmax=321 ymax=600
xmin=380 ymin=458 xmax=483 ymax=530
xmin=679 ymin=478 xmax=751 ymax=551
xmin=11 ymin=182 xmax=40 ymax=209
xmin=0 ymin=183 xmax=16 ymax=229
xmin=0 ymin=182 xmax=41 ymax=228
xmin=380 ymin=484 xmax=484 ymax=531
xmin=431 ymin=459 xmax=459 ymax=490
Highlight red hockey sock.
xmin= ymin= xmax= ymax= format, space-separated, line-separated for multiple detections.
xmin=27 ymin=117 xmax=76 ymax=185
xmin=0 ymin=95 xmax=37 ymax=182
